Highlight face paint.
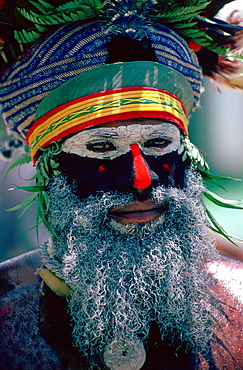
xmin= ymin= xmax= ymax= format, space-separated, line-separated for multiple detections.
xmin=61 ymin=123 xmax=181 ymax=160
xmin=130 ymin=143 xmax=152 ymax=191
xmin=56 ymin=120 xmax=189 ymax=206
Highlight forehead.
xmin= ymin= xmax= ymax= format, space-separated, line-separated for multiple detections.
xmin=96 ymin=118 xmax=175 ymax=128
xmin=63 ymin=118 xmax=181 ymax=144
xmin=76 ymin=118 xmax=181 ymax=138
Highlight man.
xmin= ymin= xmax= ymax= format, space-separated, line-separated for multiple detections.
xmin=0 ymin=1 xmax=243 ymax=369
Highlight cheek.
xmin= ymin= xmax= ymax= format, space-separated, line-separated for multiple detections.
xmin=145 ymin=152 xmax=190 ymax=188
xmin=56 ymin=152 xmax=134 ymax=198
xmin=55 ymin=151 xmax=190 ymax=199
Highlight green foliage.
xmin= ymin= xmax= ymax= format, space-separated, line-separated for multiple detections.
xmin=204 ymin=190 xmax=243 ymax=210
xmin=205 ymin=207 xmax=241 ymax=246
xmin=154 ymin=1 xmax=211 ymax=22
xmin=15 ymin=0 xmax=104 ymax=43
xmin=6 ymin=143 xmax=63 ymax=243
xmin=12 ymin=0 xmax=243 ymax=63
xmin=1 ymin=151 xmax=32 ymax=180
xmin=178 ymin=136 xmax=209 ymax=172
xmin=178 ymin=136 xmax=243 ymax=244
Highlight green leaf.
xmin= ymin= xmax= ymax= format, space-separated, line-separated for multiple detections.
xmin=202 ymin=177 xmax=227 ymax=192
xmin=180 ymin=137 xmax=209 ymax=172
xmin=177 ymin=143 xmax=184 ymax=155
xmin=155 ymin=2 xmax=211 ymax=21
xmin=49 ymin=159 xmax=59 ymax=169
xmin=30 ymin=0 xmax=55 ymax=13
xmin=201 ymin=171 xmax=241 ymax=191
xmin=43 ymin=191 xmax=50 ymax=209
xmin=204 ymin=190 xmax=243 ymax=210
xmin=18 ymin=198 xmax=37 ymax=219
xmin=12 ymin=184 xmax=46 ymax=192
xmin=35 ymin=23 xmax=48 ymax=32
xmin=227 ymin=51 xmax=243 ymax=63
xmin=171 ymin=21 xmax=198 ymax=29
xmin=62 ymin=13 xmax=73 ymax=21
xmin=36 ymin=195 xmax=64 ymax=244
xmin=6 ymin=193 xmax=37 ymax=212
xmin=201 ymin=172 xmax=241 ymax=182
xmin=205 ymin=208 xmax=240 ymax=246
xmin=1 ymin=153 xmax=31 ymax=180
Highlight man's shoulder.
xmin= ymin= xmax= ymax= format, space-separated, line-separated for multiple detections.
xmin=0 ymin=249 xmax=62 ymax=369
xmin=208 ymin=256 xmax=243 ymax=305
xmin=206 ymin=257 xmax=243 ymax=369
xmin=0 ymin=249 xmax=42 ymax=295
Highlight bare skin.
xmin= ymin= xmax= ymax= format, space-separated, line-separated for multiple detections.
xmin=209 ymin=229 xmax=243 ymax=262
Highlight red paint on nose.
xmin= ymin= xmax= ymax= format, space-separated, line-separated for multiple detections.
xmin=130 ymin=143 xmax=152 ymax=190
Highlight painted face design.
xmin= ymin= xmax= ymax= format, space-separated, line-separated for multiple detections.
xmin=56 ymin=120 xmax=190 ymax=221
xmin=62 ymin=123 xmax=181 ymax=160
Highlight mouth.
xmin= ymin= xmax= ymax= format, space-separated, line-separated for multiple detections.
xmin=109 ymin=200 xmax=167 ymax=224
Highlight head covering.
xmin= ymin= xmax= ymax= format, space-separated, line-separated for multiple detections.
xmin=0 ymin=19 xmax=201 ymax=162
xmin=27 ymin=60 xmax=195 ymax=161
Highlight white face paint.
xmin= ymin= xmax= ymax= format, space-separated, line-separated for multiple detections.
xmin=62 ymin=122 xmax=181 ymax=160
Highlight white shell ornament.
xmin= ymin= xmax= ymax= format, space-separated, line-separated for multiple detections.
xmin=103 ymin=339 xmax=146 ymax=370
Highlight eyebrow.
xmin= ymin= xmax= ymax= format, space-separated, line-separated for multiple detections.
xmin=85 ymin=130 xmax=121 ymax=139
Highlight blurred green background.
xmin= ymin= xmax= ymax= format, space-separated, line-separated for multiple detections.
xmin=0 ymin=79 xmax=243 ymax=262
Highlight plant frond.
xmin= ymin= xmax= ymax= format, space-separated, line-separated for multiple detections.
xmin=205 ymin=207 xmax=241 ymax=246
xmin=179 ymin=136 xmax=209 ymax=172
xmin=1 ymin=152 xmax=31 ymax=180
xmin=5 ymin=142 xmax=62 ymax=241
xmin=204 ymin=190 xmax=243 ymax=210
xmin=6 ymin=192 xmax=38 ymax=212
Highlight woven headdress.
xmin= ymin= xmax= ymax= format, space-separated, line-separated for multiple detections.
xmin=1 ymin=0 xmax=243 ymax=240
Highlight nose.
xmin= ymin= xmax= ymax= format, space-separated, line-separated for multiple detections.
xmin=130 ymin=143 xmax=158 ymax=192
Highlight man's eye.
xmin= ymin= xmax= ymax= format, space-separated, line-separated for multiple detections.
xmin=144 ymin=138 xmax=171 ymax=149
xmin=86 ymin=141 xmax=116 ymax=152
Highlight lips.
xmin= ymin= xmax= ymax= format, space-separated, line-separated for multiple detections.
xmin=109 ymin=200 xmax=166 ymax=224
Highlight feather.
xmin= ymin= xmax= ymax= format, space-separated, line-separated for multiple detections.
xmin=0 ymin=0 xmax=243 ymax=71
xmin=202 ymin=0 xmax=243 ymax=89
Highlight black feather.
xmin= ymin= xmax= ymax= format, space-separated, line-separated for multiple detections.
xmin=204 ymin=0 xmax=238 ymax=17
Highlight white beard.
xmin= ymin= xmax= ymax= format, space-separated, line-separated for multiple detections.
xmin=41 ymin=167 xmax=219 ymax=368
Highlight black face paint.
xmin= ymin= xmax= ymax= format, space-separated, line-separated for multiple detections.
xmin=56 ymin=149 xmax=190 ymax=201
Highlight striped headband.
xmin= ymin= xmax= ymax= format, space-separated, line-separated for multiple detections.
xmin=28 ymin=61 xmax=193 ymax=162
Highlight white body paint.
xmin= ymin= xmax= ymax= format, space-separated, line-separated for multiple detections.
xmin=62 ymin=123 xmax=181 ymax=160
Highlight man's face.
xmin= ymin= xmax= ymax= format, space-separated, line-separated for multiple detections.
xmin=57 ymin=118 xmax=188 ymax=224
xmin=44 ymin=119 xmax=217 ymax=367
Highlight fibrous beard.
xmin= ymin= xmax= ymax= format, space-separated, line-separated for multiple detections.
xmin=42 ymin=167 xmax=219 ymax=367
